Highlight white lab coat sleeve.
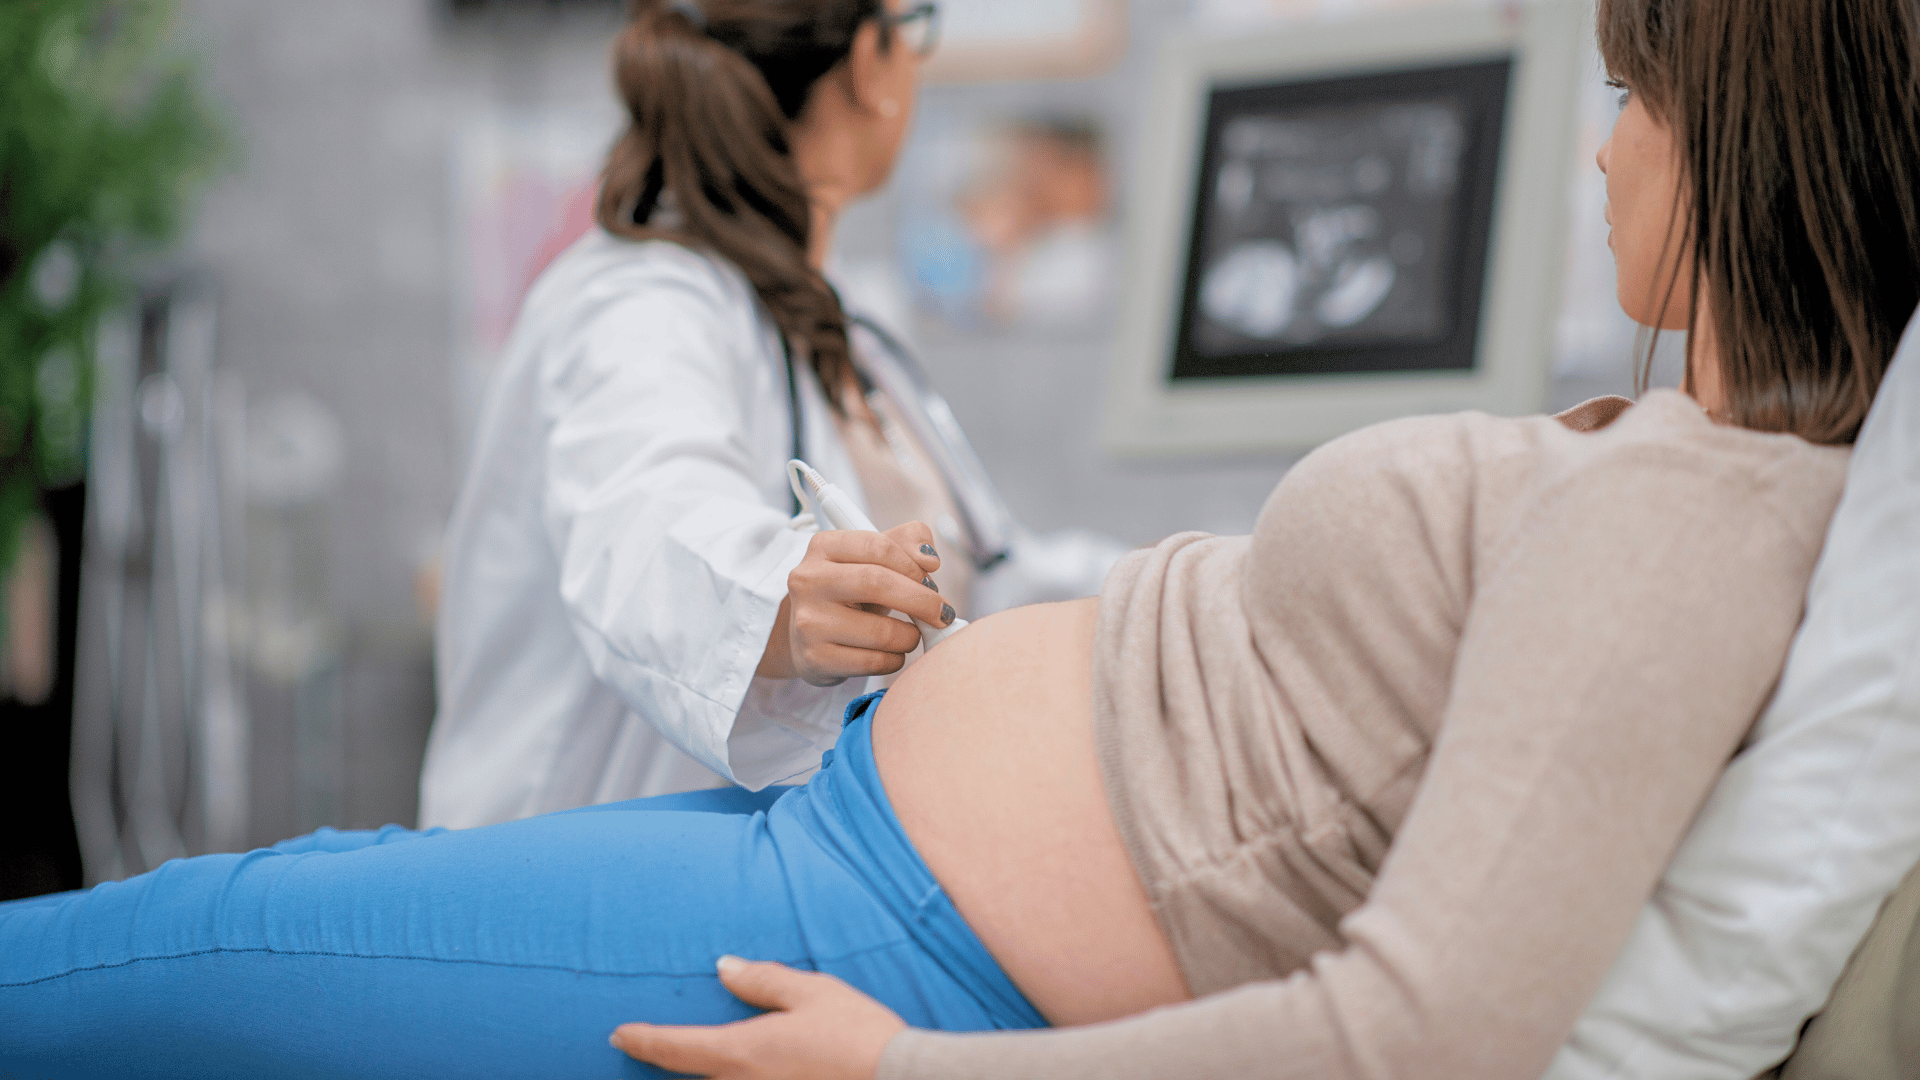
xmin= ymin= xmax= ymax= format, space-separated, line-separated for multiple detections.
xmin=539 ymin=263 xmax=859 ymax=789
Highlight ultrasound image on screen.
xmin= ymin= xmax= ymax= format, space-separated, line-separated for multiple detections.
xmin=1171 ymin=59 xmax=1511 ymax=381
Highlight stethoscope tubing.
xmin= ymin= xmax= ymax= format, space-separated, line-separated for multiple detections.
xmin=779 ymin=314 xmax=1018 ymax=572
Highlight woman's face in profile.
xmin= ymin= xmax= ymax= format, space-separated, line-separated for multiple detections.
xmin=1597 ymin=88 xmax=1695 ymax=332
xmin=860 ymin=0 xmax=923 ymax=190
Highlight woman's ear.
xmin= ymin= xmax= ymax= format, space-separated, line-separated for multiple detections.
xmin=842 ymin=17 xmax=893 ymax=119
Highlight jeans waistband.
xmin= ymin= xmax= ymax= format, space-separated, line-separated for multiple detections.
xmin=774 ymin=690 xmax=1047 ymax=1030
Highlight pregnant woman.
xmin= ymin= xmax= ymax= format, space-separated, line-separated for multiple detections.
xmin=2 ymin=0 xmax=1914 ymax=1077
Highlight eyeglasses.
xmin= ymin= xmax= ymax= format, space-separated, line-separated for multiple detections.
xmin=880 ymin=2 xmax=940 ymax=57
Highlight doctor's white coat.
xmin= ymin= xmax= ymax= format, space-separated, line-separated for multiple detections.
xmin=419 ymin=232 xmax=874 ymax=829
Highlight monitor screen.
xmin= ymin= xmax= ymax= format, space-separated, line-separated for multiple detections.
xmin=1171 ymin=57 xmax=1512 ymax=381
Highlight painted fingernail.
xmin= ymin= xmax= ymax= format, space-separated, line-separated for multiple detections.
xmin=716 ymin=954 xmax=745 ymax=974
xmin=922 ymin=576 xmax=938 ymax=590
xmin=940 ymin=603 xmax=955 ymax=626
xmin=920 ymin=544 xmax=937 ymax=556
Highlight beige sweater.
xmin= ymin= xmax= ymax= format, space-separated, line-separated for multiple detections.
xmin=880 ymin=391 xmax=1849 ymax=1080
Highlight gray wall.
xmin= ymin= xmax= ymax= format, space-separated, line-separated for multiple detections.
xmin=172 ymin=0 xmax=1638 ymax=841
xmin=176 ymin=0 xmax=639 ymax=841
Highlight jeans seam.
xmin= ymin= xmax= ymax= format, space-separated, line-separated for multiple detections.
xmin=909 ymin=882 xmax=943 ymax=922
xmin=0 ymin=938 xmax=914 ymax=990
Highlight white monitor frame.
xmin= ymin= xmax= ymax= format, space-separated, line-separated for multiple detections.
xmin=1103 ymin=2 xmax=1591 ymax=457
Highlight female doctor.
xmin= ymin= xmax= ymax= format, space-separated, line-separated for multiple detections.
xmin=420 ymin=0 xmax=1021 ymax=828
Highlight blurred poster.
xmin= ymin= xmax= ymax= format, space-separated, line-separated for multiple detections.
xmin=896 ymin=113 xmax=1117 ymax=332
xmin=923 ymin=0 xmax=1126 ymax=82
xmin=1196 ymin=0 xmax=1485 ymax=32
xmin=450 ymin=113 xmax=607 ymax=462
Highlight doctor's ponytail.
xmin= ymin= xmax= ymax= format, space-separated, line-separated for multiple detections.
xmin=596 ymin=0 xmax=887 ymax=410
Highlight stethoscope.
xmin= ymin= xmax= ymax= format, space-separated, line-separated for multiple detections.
xmin=779 ymin=314 xmax=1016 ymax=572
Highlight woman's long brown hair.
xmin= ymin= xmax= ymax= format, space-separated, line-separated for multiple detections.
xmin=1599 ymin=0 xmax=1920 ymax=444
xmin=596 ymin=0 xmax=887 ymax=410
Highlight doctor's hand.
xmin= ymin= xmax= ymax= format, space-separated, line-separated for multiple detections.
xmin=610 ymin=955 xmax=904 ymax=1080
xmin=759 ymin=522 xmax=951 ymax=687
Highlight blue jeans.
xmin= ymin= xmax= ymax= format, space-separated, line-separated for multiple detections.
xmin=0 ymin=692 xmax=1044 ymax=1078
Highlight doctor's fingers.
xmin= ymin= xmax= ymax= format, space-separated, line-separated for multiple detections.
xmin=794 ymin=605 xmax=922 ymax=664
xmin=880 ymin=521 xmax=941 ymax=573
xmin=793 ymin=560 xmax=951 ymax=629
xmin=807 ymin=528 xmax=939 ymax=579
xmin=797 ymin=638 xmax=917 ymax=680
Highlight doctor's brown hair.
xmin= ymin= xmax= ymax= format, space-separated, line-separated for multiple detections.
xmin=1598 ymin=0 xmax=1920 ymax=444
xmin=596 ymin=0 xmax=890 ymax=410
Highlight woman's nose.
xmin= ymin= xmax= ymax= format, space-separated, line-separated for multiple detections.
xmin=1596 ymin=137 xmax=1612 ymax=176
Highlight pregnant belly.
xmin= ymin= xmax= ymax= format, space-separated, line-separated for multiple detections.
xmin=870 ymin=598 xmax=1190 ymax=1026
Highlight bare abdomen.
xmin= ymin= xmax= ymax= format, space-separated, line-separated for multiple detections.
xmin=870 ymin=598 xmax=1189 ymax=1026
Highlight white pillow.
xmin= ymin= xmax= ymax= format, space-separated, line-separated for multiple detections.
xmin=1545 ymin=308 xmax=1920 ymax=1080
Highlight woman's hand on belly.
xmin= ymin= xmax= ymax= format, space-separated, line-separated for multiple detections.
xmin=871 ymin=598 xmax=1191 ymax=1026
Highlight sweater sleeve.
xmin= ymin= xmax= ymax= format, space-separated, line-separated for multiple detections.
xmin=879 ymin=442 xmax=1827 ymax=1080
